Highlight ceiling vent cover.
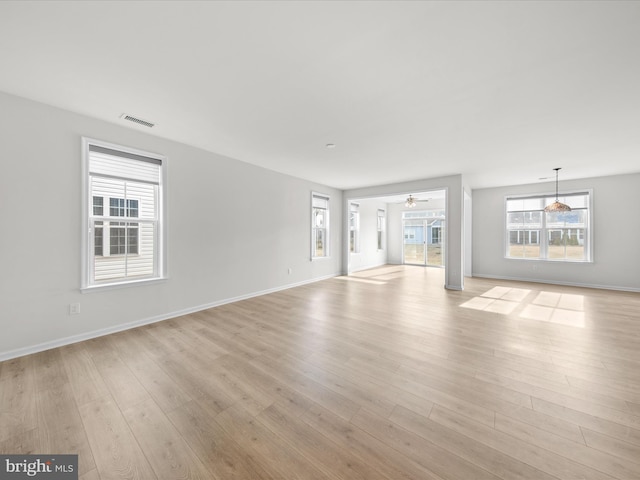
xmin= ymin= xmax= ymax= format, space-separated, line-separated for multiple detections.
xmin=120 ymin=114 xmax=155 ymax=128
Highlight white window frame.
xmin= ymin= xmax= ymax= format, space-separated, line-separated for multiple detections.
xmin=82 ymin=138 xmax=167 ymax=291
xmin=349 ymin=202 xmax=360 ymax=254
xmin=504 ymin=190 xmax=593 ymax=263
xmin=377 ymin=209 xmax=385 ymax=251
xmin=311 ymin=192 xmax=330 ymax=260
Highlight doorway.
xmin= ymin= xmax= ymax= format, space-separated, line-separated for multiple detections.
xmin=402 ymin=211 xmax=445 ymax=267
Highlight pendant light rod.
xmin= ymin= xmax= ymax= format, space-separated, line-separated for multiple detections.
xmin=553 ymin=167 xmax=561 ymax=201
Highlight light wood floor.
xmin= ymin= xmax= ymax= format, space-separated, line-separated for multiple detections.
xmin=2 ymin=265 xmax=640 ymax=479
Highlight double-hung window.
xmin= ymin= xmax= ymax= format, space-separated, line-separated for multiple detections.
xmin=349 ymin=203 xmax=360 ymax=253
xmin=83 ymin=139 xmax=166 ymax=289
xmin=377 ymin=209 xmax=385 ymax=250
xmin=506 ymin=192 xmax=591 ymax=262
xmin=312 ymin=192 xmax=330 ymax=258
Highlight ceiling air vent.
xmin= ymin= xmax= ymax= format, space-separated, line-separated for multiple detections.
xmin=120 ymin=113 xmax=155 ymax=128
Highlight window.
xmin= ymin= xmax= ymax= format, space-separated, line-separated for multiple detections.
xmin=432 ymin=225 xmax=441 ymax=244
xmin=377 ymin=209 xmax=385 ymax=250
xmin=506 ymin=192 xmax=591 ymax=262
xmin=349 ymin=203 xmax=360 ymax=253
xmin=312 ymin=193 xmax=330 ymax=258
xmin=92 ymin=196 xmax=139 ymax=256
xmin=83 ymin=139 xmax=165 ymax=289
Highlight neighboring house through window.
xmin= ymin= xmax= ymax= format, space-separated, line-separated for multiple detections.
xmin=377 ymin=209 xmax=385 ymax=250
xmin=349 ymin=203 xmax=360 ymax=253
xmin=506 ymin=192 xmax=591 ymax=261
xmin=92 ymin=196 xmax=139 ymax=256
xmin=312 ymin=192 xmax=330 ymax=258
xmin=83 ymin=139 xmax=166 ymax=289
xmin=431 ymin=224 xmax=441 ymax=244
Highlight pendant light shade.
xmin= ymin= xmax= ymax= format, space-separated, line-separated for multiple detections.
xmin=544 ymin=168 xmax=571 ymax=213
xmin=544 ymin=200 xmax=572 ymax=213
xmin=405 ymin=195 xmax=417 ymax=208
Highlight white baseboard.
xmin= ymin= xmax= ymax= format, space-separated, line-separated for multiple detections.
xmin=471 ymin=273 xmax=640 ymax=293
xmin=0 ymin=273 xmax=340 ymax=362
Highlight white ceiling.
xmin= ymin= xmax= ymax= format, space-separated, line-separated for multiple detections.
xmin=353 ymin=189 xmax=446 ymax=206
xmin=1 ymin=1 xmax=639 ymax=190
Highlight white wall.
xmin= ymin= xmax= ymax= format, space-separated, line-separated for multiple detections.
xmin=347 ymin=199 xmax=387 ymax=272
xmin=0 ymin=92 xmax=343 ymax=359
xmin=387 ymin=203 xmax=405 ymax=265
xmin=472 ymin=173 xmax=640 ymax=291
xmin=344 ymin=175 xmax=465 ymax=290
xmin=464 ymin=189 xmax=472 ymax=277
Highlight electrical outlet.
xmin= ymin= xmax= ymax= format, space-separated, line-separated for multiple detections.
xmin=69 ymin=303 xmax=81 ymax=315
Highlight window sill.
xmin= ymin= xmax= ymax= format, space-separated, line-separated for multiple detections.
xmin=81 ymin=276 xmax=167 ymax=293
xmin=505 ymin=257 xmax=593 ymax=264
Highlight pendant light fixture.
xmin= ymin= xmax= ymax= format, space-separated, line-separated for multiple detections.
xmin=405 ymin=195 xmax=417 ymax=208
xmin=544 ymin=168 xmax=571 ymax=213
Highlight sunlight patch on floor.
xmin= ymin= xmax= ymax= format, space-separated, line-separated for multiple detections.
xmin=374 ymin=272 xmax=408 ymax=280
xmin=335 ymin=276 xmax=387 ymax=285
xmin=352 ymin=266 xmax=405 ymax=278
xmin=519 ymin=305 xmax=585 ymax=328
xmin=461 ymin=287 xmax=586 ymax=328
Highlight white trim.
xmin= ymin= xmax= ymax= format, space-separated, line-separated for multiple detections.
xmin=81 ymin=277 xmax=168 ymax=293
xmin=377 ymin=208 xmax=386 ymax=251
xmin=82 ymin=137 xmax=168 ymax=290
xmin=472 ymin=273 xmax=640 ymax=293
xmin=311 ymin=191 xmax=331 ymax=260
xmin=0 ymin=273 xmax=339 ymax=362
xmin=443 ymin=186 xmax=451 ymax=288
xmin=348 ymin=202 xmax=360 ymax=254
xmin=81 ymin=137 xmax=90 ymax=290
xmin=503 ymin=189 xmax=593 ymax=263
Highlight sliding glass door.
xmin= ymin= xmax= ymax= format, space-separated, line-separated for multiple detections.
xmin=403 ymin=220 xmax=426 ymax=265
xmin=402 ymin=211 xmax=445 ymax=267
